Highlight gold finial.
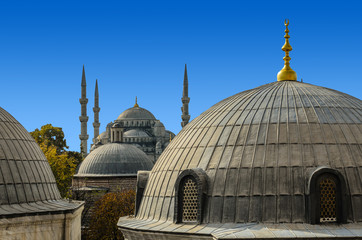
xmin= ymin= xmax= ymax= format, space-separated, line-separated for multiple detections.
xmin=277 ymin=19 xmax=297 ymax=81
xmin=134 ymin=96 xmax=139 ymax=107
xmin=169 ymin=133 xmax=172 ymax=143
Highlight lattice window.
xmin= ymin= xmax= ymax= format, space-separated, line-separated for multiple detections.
xmin=181 ymin=177 xmax=198 ymax=222
xmin=319 ymin=177 xmax=337 ymax=223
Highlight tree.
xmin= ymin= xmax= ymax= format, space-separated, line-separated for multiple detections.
xmin=30 ymin=124 xmax=68 ymax=153
xmin=86 ymin=190 xmax=136 ymax=240
xmin=30 ymin=124 xmax=82 ymax=197
xmin=39 ymin=142 xmax=76 ymax=197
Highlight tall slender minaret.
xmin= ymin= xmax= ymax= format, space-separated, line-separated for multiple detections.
xmin=93 ymin=79 xmax=100 ymax=143
xmin=79 ymin=65 xmax=89 ymax=155
xmin=181 ymin=64 xmax=190 ymax=127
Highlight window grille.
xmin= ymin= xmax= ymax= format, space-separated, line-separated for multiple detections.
xmin=182 ymin=177 xmax=198 ymax=222
xmin=319 ymin=177 xmax=337 ymax=223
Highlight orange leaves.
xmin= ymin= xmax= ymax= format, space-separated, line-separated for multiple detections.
xmin=86 ymin=190 xmax=136 ymax=240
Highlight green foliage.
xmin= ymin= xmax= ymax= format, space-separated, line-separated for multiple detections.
xmin=68 ymin=150 xmax=83 ymax=168
xmin=86 ymin=190 xmax=136 ymax=240
xmin=39 ymin=143 xmax=76 ymax=197
xmin=30 ymin=124 xmax=83 ymax=197
xmin=30 ymin=124 xmax=68 ymax=153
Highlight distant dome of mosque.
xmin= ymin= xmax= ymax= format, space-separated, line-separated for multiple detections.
xmin=124 ymin=129 xmax=149 ymax=137
xmin=97 ymin=131 xmax=107 ymax=140
xmin=75 ymin=143 xmax=153 ymax=177
xmin=117 ymin=106 xmax=156 ymax=120
xmin=0 ymin=107 xmax=81 ymax=216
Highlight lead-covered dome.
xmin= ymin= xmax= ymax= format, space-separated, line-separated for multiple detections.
xmin=117 ymin=106 xmax=156 ymax=120
xmin=75 ymin=143 xmax=153 ymax=177
xmin=0 ymin=107 xmax=82 ymax=216
xmin=124 ymin=129 xmax=150 ymax=138
xmin=136 ymin=80 xmax=362 ymax=223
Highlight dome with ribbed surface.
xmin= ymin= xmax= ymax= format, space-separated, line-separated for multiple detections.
xmin=136 ymin=81 xmax=362 ymax=224
xmin=76 ymin=143 xmax=153 ymax=177
xmin=117 ymin=106 xmax=156 ymax=120
xmin=0 ymin=107 xmax=82 ymax=216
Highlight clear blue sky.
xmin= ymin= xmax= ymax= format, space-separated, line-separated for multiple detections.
xmin=1 ymin=0 xmax=361 ymax=152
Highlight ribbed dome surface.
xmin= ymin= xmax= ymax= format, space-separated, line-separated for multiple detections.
xmin=137 ymin=81 xmax=362 ymax=223
xmin=117 ymin=107 xmax=156 ymax=120
xmin=76 ymin=143 xmax=153 ymax=176
xmin=0 ymin=107 xmax=81 ymax=216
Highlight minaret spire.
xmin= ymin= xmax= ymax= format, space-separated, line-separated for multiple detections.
xmin=277 ymin=19 xmax=297 ymax=81
xmin=181 ymin=64 xmax=190 ymax=128
xmin=93 ymin=79 xmax=100 ymax=143
xmin=79 ymin=65 xmax=89 ymax=155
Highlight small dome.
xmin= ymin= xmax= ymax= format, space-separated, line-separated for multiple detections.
xmin=124 ymin=129 xmax=149 ymax=138
xmin=0 ymin=107 xmax=81 ymax=216
xmin=117 ymin=106 xmax=156 ymax=120
xmin=75 ymin=143 xmax=153 ymax=177
xmin=97 ymin=131 xmax=107 ymax=140
xmin=154 ymin=120 xmax=164 ymax=128
xmin=112 ymin=122 xmax=122 ymax=128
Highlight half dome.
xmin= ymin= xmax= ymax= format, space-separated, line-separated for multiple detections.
xmin=0 ymin=107 xmax=82 ymax=216
xmin=136 ymin=80 xmax=362 ymax=223
xmin=117 ymin=107 xmax=156 ymax=120
xmin=75 ymin=143 xmax=153 ymax=177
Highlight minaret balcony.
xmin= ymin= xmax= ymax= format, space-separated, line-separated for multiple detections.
xmin=79 ymin=98 xmax=88 ymax=104
xmin=79 ymin=116 xmax=89 ymax=122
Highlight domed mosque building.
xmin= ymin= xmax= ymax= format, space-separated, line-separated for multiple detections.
xmin=72 ymin=65 xmax=190 ymax=226
xmin=0 ymin=107 xmax=83 ymax=239
xmin=118 ymin=20 xmax=362 ymax=239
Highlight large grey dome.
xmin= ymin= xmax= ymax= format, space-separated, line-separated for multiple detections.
xmin=136 ymin=81 xmax=362 ymax=223
xmin=117 ymin=106 xmax=156 ymax=120
xmin=75 ymin=143 xmax=153 ymax=177
xmin=0 ymin=107 xmax=82 ymax=216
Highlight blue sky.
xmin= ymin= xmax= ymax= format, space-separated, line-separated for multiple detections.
xmin=1 ymin=0 xmax=361 ymax=152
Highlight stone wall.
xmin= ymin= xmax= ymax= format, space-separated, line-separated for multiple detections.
xmin=73 ymin=176 xmax=136 ymax=192
xmin=0 ymin=205 xmax=83 ymax=240
xmin=72 ymin=176 xmax=137 ymax=229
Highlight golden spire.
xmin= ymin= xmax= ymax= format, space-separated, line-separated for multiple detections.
xmin=169 ymin=133 xmax=172 ymax=143
xmin=134 ymin=96 xmax=139 ymax=107
xmin=277 ymin=19 xmax=297 ymax=81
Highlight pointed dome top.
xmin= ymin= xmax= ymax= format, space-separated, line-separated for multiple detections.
xmin=134 ymin=96 xmax=139 ymax=108
xmin=277 ymin=19 xmax=297 ymax=81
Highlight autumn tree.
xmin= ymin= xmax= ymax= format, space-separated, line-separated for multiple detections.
xmin=31 ymin=124 xmax=68 ymax=153
xmin=86 ymin=190 xmax=136 ymax=240
xmin=30 ymin=124 xmax=82 ymax=197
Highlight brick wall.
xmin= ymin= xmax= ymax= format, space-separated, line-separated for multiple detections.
xmin=72 ymin=176 xmax=137 ymax=230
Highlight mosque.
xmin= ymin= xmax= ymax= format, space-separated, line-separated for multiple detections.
xmin=118 ymin=20 xmax=362 ymax=239
xmin=72 ymin=64 xmax=190 ymax=226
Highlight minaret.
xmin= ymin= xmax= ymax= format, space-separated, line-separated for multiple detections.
xmin=93 ymin=79 xmax=100 ymax=143
xmin=181 ymin=64 xmax=190 ymax=127
xmin=79 ymin=65 xmax=89 ymax=155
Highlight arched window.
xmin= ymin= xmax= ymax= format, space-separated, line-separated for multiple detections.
xmin=180 ymin=176 xmax=198 ymax=222
xmin=318 ymin=174 xmax=337 ymax=223
xmin=174 ymin=168 xmax=208 ymax=224
xmin=307 ymin=167 xmax=348 ymax=224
